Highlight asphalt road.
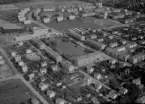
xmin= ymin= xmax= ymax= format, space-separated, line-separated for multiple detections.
xmin=79 ymin=70 xmax=111 ymax=90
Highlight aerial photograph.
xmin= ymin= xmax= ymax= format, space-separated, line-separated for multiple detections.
xmin=1 ymin=0 xmax=145 ymax=104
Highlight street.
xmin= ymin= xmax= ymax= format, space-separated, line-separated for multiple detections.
xmin=79 ymin=70 xmax=111 ymax=90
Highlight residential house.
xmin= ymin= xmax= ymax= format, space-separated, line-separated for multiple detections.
xmin=39 ymin=82 xmax=49 ymax=91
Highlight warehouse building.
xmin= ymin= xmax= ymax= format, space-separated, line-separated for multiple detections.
xmin=86 ymin=39 xmax=106 ymax=50
xmin=61 ymin=60 xmax=75 ymax=73
xmin=44 ymin=46 xmax=63 ymax=63
xmin=68 ymin=29 xmax=85 ymax=41
xmin=72 ymin=51 xmax=108 ymax=67
xmin=30 ymin=39 xmax=46 ymax=50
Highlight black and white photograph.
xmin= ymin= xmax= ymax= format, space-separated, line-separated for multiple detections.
xmin=0 ymin=0 xmax=145 ymax=104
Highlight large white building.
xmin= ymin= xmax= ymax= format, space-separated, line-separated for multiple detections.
xmin=72 ymin=52 xmax=104 ymax=67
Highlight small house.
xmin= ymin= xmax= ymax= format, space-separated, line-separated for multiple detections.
xmin=40 ymin=68 xmax=47 ymax=74
xmin=56 ymin=98 xmax=67 ymax=104
xmin=26 ymin=49 xmax=32 ymax=54
xmin=107 ymin=91 xmax=118 ymax=99
xmin=21 ymin=65 xmax=28 ymax=73
xmin=0 ymin=59 xmax=5 ymax=65
xmin=18 ymin=61 xmax=24 ymax=66
xmin=10 ymin=51 xmax=17 ymax=57
xmin=29 ymin=73 xmax=35 ymax=81
xmin=39 ymin=82 xmax=49 ymax=91
xmin=14 ymin=55 xmax=21 ymax=62
xmin=31 ymin=98 xmax=40 ymax=104
xmin=41 ymin=61 xmax=47 ymax=68
xmin=47 ymin=90 xmax=56 ymax=98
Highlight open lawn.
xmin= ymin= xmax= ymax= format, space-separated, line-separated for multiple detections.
xmin=0 ymin=10 xmax=22 ymax=29
xmin=0 ymin=64 xmax=14 ymax=79
xmin=55 ymin=40 xmax=87 ymax=58
xmin=0 ymin=10 xmax=19 ymax=23
xmin=0 ymin=51 xmax=15 ymax=78
xmin=0 ymin=79 xmax=36 ymax=104
xmin=15 ymin=0 xmax=85 ymax=9
xmin=45 ymin=17 xmax=123 ymax=32
xmin=0 ymin=19 xmax=22 ymax=29
xmin=45 ymin=19 xmax=103 ymax=32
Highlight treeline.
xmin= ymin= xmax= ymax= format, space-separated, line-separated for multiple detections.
xmin=97 ymin=0 xmax=145 ymax=13
xmin=114 ymin=0 xmax=145 ymax=13
xmin=0 ymin=0 xmax=30 ymax=4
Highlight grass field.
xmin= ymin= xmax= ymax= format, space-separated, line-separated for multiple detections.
xmin=55 ymin=40 xmax=88 ymax=58
xmin=0 ymin=64 xmax=14 ymax=79
xmin=0 ymin=79 xmax=36 ymax=104
xmin=0 ymin=10 xmax=19 ymax=23
xmin=45 ymin=17 xmax=123 ymax=32
xmin=15 ymin=0 xmax=87 ymax=9
xmin=0 ymin=51 xmax=15 ymax=78
xmin=0 ymin=10 xmax=22 ymax=29
xmin=46 ymin=19 xmax=102 ymax=32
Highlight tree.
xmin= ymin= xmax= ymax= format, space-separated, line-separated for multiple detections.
xmin=20 ymin=102 xmax=26 ymax=104
xmin=0 ymin=27 xmax=4 ymax=33
xmin=0 ymin=0 xmax=30 ymax=4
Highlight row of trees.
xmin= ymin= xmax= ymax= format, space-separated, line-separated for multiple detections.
xmin=0 ymin=0 xmax=30 ymax=4
xmin=113 ymin=0 xmax=145 ymax=13
xmin=80 ymin=0 xmax=145 ymax=13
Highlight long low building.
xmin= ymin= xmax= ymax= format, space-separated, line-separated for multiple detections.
xmin=30 ymin=38 xmax=63 ymax=63
xmin=61 ymin=60 xmax=75 ymax=73
xmin=68 ymin=29 xmax=85 ymax=41
xmin=72 ymin=51 xmax=112 ymax=67
xmin=85 ymin=39 xmax=106 ymax=50
xmin=44 ymin=46 xmax=63 ymax=63
xmin=30 ymin=39 xmax=47 ymax=50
